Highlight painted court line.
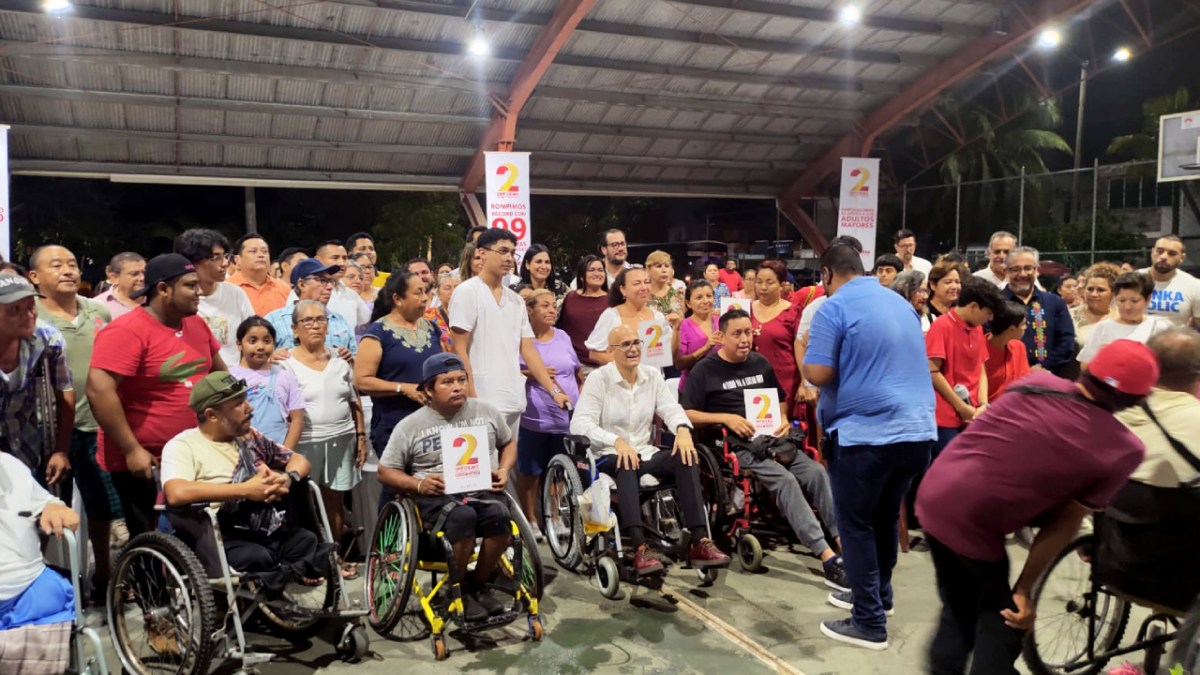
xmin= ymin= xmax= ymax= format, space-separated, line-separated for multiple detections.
xmin=662 ymin=582 xmax=805 ymax=675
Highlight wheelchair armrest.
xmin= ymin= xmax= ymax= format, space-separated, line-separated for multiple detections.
xmin=564 ymin=434 xmax=592 ymax=458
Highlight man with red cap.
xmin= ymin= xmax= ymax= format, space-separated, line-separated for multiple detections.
xmin=915 ymin=339 xmax=1156 ymax=674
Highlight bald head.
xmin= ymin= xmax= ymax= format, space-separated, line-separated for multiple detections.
xmin=1148 ymin=328 xmax=1200 ymax=392
xmin=608 ymin=324 xmax=637 ymax=349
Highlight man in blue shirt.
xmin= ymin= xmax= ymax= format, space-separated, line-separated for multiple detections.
xmin=1003 ymin=246 xmax=1075 ymax=376
xmin=803 ymin=243 xmax=936 ymax=651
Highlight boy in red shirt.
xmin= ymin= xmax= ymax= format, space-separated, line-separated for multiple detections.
xmin=984 ymin=300 xmax=1031 ymax=400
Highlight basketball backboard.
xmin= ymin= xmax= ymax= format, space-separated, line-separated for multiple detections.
xmin=1158 ymin=109 xmax=1200 ymax=182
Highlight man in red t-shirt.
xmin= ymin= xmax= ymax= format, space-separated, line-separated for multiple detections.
xmin=87 ymin=253 xmax=224 ymax=537
xmin=717 ymin=259 xmax=743 ymax=293
xmin=915 ymin=340 xmax=1154 ymax=673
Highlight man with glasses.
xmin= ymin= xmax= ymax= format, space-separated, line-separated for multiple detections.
xmin=572 ymin=324 xmax=730 ymax=575
xmin=266 ymin=258 xmax=357 ymax=358
xmin=301 ymin=241 xmax=369 ymax=331
xmin=175 ymin=228 xmax=256 ymax=366
xmin=449 ymin=228 xmax=570 ymax=457
xmin=229 ymin=233 xmax=290 ymax=316
xmin=100 ymin=252 xmax=145 ymax=319
xmin=1003 ymin=246 xmax=1076 ymax=376
xmin=894 ymin=229 xmax=932 ymax=276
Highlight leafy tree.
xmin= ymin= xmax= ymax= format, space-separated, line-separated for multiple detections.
xmin=372 ymin=194 xmax=465 ymax=272
xmin=1106 ymin=86 xmax=1193 ymax=162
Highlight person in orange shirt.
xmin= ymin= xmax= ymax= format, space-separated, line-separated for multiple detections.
xmin=228 ymin=234 xmax=290 ymax=316
xmin=985 ymin=300 xmax=1031 ymax=400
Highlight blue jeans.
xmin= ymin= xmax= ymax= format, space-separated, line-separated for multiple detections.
xmin=827 ymin=436 xmax=932 ymax=635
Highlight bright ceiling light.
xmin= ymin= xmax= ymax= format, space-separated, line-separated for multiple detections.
xmin=839 ymin=5 xmax=862 ymax=26
xmin=1037 ymin=27 xmax=1062 ymax=49
xmin=1112 ymin=46 xmax=1132 ymax=62
xmin=467 ymin=33 xmax=490 ymax=58
xmin=42 ymin=0 xmax=71 ymax=12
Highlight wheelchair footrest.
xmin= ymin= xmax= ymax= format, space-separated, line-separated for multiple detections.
xmin=456 ymin=609 xmax=523 ymax=633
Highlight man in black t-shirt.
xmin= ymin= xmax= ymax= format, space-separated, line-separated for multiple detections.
xmin=681 ymin=309 xmax=848 ymax=591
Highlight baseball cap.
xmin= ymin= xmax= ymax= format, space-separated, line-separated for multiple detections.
xmin=1087 ymin=339 xmax=1159 ymax=397
xmin=0 ymin=275 xmax=40 ymax=304
xmin=290 ymin=258 xmax=342 ymax=286
xmin=133 ymin=253 xmax=195 ymax=299
xmin=189 ymin=372 xmax=248 ymax=414
xmin=422 ymin=352 xmax=467 ymax=384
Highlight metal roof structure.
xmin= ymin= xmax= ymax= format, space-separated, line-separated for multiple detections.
xmin=0 ymin=0 xmax=1102 ymax=247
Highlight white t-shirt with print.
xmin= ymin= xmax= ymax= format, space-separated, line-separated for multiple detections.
xmin=449 ymin=276 xmax=535 ymax=415
xmin=1140 ymin=268 xmax=1200 ymax=328
xmin=284 ymin=354 xmax=358 ymax=442
xmin=199 ymin=282 xmax=256 ymax=366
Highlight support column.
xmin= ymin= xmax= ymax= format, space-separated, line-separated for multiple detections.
xmin=244 ymin=186 xmax=257 ymax=234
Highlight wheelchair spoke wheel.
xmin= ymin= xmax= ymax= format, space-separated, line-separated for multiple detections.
xmin=108 ymin=533 xmax=217 ymax=675
xmin=366 ymin=499 xmax=420 ymax=636
xmin=255 ymin=561 xmax=335 ymax=639
xmin=541 ymin=455 xmax=584 ymax=570
xmin=644 ymin=492 xmax=687 ymax=560
xmin=1169 ymin=594 xmax=1200 ymax=671
xmin=695 ymin=444 xmax=728 ymax=535
xmin=1023 ymin=535 xmax=1129 ymax=675
xmin=498 ymin=493 xmax=545 ymax=602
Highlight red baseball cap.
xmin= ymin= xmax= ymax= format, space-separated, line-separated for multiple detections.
xmin=1086 ymin=339 xmax=1159 ymax=396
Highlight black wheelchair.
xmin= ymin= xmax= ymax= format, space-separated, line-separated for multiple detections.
xmin=364 ymin=491 xmax=544 ymax=661
xmin=106 ymin=480 xmax=368 ymax=675
xmin=540 ymin=434 xmax=724 ymax=599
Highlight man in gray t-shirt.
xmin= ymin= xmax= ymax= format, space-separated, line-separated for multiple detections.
xmin=378 ymin=353 xmax=517 ymax=624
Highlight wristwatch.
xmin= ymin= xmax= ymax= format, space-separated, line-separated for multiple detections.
xmin=549 ymin=387 xmax=563 ymax=396
xmin=286 ymin=470 xmax=302 ymax=486
xmin=395 ymin=383 xmax=403 ymax=394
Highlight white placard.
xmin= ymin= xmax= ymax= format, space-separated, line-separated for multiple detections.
xmin=1183 ymin=114 xmax=1199 ymax=130
xmin=720 ymin=297 xmax=751 ymax=315
xmin=484 ymin=151 xmax=532 ymax=268
xmin=639 ymin=320 xmax=673 ymax=368
xmin=743 ymin=388 xmax=783 ymax=438
xmin=0 ymin=125 xmax=9 ymax=263
xmin=439 ymin=425 xmax=493 ymax=495
xmin=836 ymin=157 xmax=880 ymax=270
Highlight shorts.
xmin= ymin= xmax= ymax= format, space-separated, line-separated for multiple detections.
xmin=296 ymin=433 xmax=361 ymax=491
xmin=516 ymin=427 xmax=564 ymax=477
xmin=66 ymin=430 xmax=123 ymax=521
xmin=415 ymin=492 xmax=510 ymax=543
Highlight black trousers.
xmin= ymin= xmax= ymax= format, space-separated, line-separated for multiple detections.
xmin=928 ymin=535 xmax=1024 ymax=675
xmin=110 ymin=471 xmax=159 ymax=538
xmin=596 ymin=450 xmax=706 ymax=547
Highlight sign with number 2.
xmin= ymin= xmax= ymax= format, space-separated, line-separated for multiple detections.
xmin=485 ymin=152 xmax=532 ymax=267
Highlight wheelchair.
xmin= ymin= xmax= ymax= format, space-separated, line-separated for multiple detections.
xmin=540 ymin=434 xmax=724 ymax=600
xmin=106 ymin=480 xmax=368 ymax=675
xmin=364 ymin=490 xmax=544 ymax=661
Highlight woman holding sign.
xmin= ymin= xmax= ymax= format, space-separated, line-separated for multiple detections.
xmin=673 ymin=280 xmax=722 ymax=390
xmin=585 ymin=267 xmax=679 ymax=370
xmin=751 ymin=260 xmax=803 ymax=411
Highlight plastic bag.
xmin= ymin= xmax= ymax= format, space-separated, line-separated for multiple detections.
xmin=580 ymin=473 xmax=616 ymax=534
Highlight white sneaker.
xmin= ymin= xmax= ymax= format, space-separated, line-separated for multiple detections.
xmin=110 ymin=519 xmax=130 ymax=548
xmin=529 ymin=525 xmax=545 ymax=543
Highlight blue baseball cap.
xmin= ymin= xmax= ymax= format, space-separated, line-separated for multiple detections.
xmin=422 ymin=352 xmax=467 ymax=383
xmin=289 ymin=258 xmax=342 ymax=285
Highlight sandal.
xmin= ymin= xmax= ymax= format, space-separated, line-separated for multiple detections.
xmin=296 ymin=575 xmax=325 ymax=587
xmin=340 ymin=562 xmax=359 ymax=580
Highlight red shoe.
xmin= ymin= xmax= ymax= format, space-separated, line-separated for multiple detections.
xmin=632 ymin=544 xmax=665 ymax=576
xmin=689 ymin=538 xmax=732 ymax=568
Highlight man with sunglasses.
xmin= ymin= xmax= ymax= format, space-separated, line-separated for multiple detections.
xmin=175 ymin=228 xmax=256 ymax=367
xmin=265 ymin=258 xmax=357 ymax=359
xmin=571 ymin=325 xmax=730 ymax=575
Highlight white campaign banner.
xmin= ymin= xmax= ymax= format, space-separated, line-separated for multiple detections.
xmin=836 ymin=157 xmax=880 ymax=269
xmin=484 ymin=151 xmax=532 ymax=267
xmin=0 ymin=125 xmax=9 ymax=262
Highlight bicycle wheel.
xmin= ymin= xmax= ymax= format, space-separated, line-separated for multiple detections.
xmin=1023 ymin=535 xmax=1130 ymax=675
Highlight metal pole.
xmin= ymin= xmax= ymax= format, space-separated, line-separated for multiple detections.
xmin=902 ymin=184 xmax=908 ymax=230
xmin=1018 ymin=166 xmax=1026 ymax=243
xmin=1090 ymin=158 xmax=1099 ymax=265
xmin=1070 ymin=62 xmax=1088 ymax=222
xmin=954 ymin=177 xmax=962 ymax=252
xmin=244 ymin=186 xmax=257 ymax=233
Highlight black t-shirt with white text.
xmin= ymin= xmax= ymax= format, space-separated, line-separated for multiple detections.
xmin=681 ymin=352 xmax=783 ymax=433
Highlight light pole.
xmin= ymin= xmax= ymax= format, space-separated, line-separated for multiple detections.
xmin=1069 ymin=60 xmax=1088 ymax=223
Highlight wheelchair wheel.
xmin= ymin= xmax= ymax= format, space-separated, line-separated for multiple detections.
xmin=737 ymin=534 xmax=763 ymax=572
xmin=595 ymin=556 xmax=621 ymax=600
xmin=503 ymin=494 xmax=546 ymax=601
xmin=365 ymin=499 xmax=423 ymax=637
xmin=1169 ymin=594 xmax=1200 ymax=672
xmin=1023 ymin=535 xmax=1130 ymax=675
xmin=108 ymin=532 xmax=218 ymax=675
xmin=255 ymin=560 xmax=335 ymax=639
xmin=695 ymin=444 xmax=727 ymax=528
xmin=541 ymin=454 xmax=584 ymax=571
xmin=644 ymin=491 xmax=687 ymax=560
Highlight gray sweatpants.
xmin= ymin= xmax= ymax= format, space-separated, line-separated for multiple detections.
xmin=734 ymin=448 xmax=838 ymax=557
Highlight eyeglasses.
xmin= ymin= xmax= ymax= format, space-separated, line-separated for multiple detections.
xmin=302 ymin=275 xmax=335 ymax=286
xmin=612 ymin=339 xmax=644 ymax=352
xmin=206 ymin=252 xmax=227 ymax=262
xmin=296 ymin=316 xmax=329 ymax=327
xmin=482 ymin=247 xmax=516 ymax=257
xmin=606 ymin=241 xmax=628 ymax=249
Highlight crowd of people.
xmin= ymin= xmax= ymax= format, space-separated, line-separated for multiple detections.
xmin=2 ymin=219 xmax=1200 ymax=673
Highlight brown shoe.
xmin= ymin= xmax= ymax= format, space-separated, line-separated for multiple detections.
xmin=148 ymin=623 xmax=180 ymax=656
xmin=689 ymin=538 xmax=731 ymax=568
xmin=632 ymin=544 xmax=665 ymax=576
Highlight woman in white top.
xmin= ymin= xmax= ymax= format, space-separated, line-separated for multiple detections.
xmin=1079 ymin=272 xmax=1172 ymax=366
xmin=585 ymin=267 xmax=678 ymax=367
xmin=1071 ymin=262 xmax=1120 ymax=348
xmin=285 ymin=299 xmax=366 ymax=578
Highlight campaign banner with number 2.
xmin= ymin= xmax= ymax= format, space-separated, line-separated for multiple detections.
xmin=440 ymin=425 xmax=493 ymax=494
xmin=639 ymin=320 xmax=673 ymax=368
xmin=485 ymin=151 xmax=531 ymax=267
xmin=743 ymin=388 xmax=783 ymax=438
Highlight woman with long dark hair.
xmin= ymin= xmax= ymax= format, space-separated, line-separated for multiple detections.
xmin=558 ymin=254 xmax=610 ymax=376
xmin=513 ymin=243 xmax=567 ymax=308
xmin=672 ymin=279 xmax=720 ymax=390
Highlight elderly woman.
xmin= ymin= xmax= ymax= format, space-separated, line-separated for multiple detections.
xmin=891 ymin=270 xmax=931 ymax=333
xmin=424 ymin=272 xmax=458 ymax=352
xmin=285 ymin=299 xmax=366 ymax=578
xmin=558 ymin=255 xmax=609 ymax=376
xmin=586 ymin=267 xmax=678 ymax=367
xmin=1078 ymin=272 xmax=1172 ymax=365
xmin=1071 ymin=262 xmax=1121 ymax=348
xmin=926 ymin=259 xmax=964 ymax=321
xmin=349 ymin=252 xmax=378 ymax=302
xmin=672 ymin=279 xmax=720 ymax=390
xmin=513 ymin=244 xmax=567 ymax=308
xmin=646 ymin=250 xmax=685 ymax=318
xmin=343 ymin=260 xmax=372 ymax=340
xmin=701 ymin=262 xmax=731 ymax=302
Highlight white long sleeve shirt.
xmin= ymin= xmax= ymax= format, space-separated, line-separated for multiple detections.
xmin=570 ymin=363 xmax=693 ymax=461
xmin=0 ymin=452 xmax=62 ymax=600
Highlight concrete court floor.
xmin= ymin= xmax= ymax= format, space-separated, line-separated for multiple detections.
xmin=90 ymin=538 xmax=1040 ymax=674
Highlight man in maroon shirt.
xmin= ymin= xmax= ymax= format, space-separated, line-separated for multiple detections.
xmin=916 ymin=340 xmax=1155 ymax=674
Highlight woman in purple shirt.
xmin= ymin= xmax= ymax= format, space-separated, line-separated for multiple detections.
xmin=519 ymin=289 xmax=581 ymax=536
xmin=672 ymin=279 xmax=722 ymax=390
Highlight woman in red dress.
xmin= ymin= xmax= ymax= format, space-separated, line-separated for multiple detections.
xmin=750 ymin=260 xmax=803 ymax=411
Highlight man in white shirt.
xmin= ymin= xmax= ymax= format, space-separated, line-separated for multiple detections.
xmin=314 ymin=240 xmax=370 ymax=329
xmin=571 ymin=324 xmax=730 ymax=575
xmin=449 ymin=228 xmax=569 ymax=446
xmin=894 ymin=229 xmax=932 ymax=276
xmin=974 ymin=231 xmax=1017 ymax=288
xmin=175 ymin=229 xmax=256 ymax=366
xmin=1140 ymin=235 xmax=1200 ymax=328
